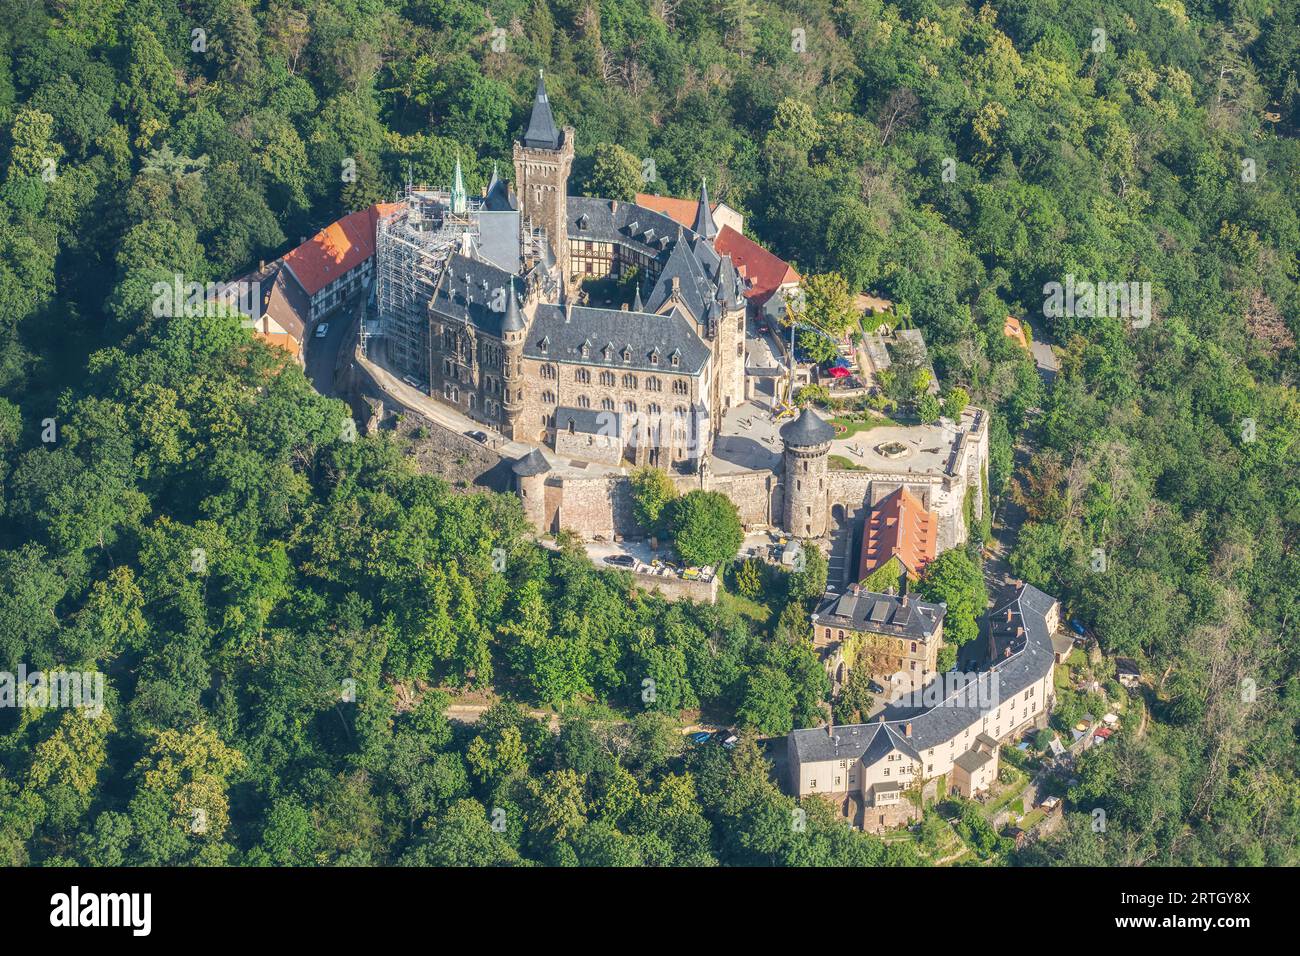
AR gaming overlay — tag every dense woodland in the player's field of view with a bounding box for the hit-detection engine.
[0,0,1298,866]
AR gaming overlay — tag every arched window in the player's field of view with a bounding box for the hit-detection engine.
[600,371,615,387]
[646,377,661,392]
[624,400,637,414]
[622,373,637,389]
[577,395,590,408]
[542,390,555,404]
[601,398,614,411]
[576,368,591,384]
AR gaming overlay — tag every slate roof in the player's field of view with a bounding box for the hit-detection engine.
[954,748,993,773]
[645,233,716,322]
[794,718,920,768]
[523,72,561,150]
[428,253,519,337]
[779,407,836,446]
[567,196,680,261]
[693,181,719,239]
[792,583,1060,764]
[523,304,710,375]
[555,405,622,438]
[512,448,552,476]
[814,590,945,643]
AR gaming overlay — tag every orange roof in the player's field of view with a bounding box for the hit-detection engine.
[254,330,302,361]
[858,487,937,581]
[715,225,799,303]
[282,202,404,297]
[1003,315,1028,350]
[634,193,709,228]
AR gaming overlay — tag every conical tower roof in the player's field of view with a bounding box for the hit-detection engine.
[523,70,561,150]
[780,407,836,447]
[692,179,718,240]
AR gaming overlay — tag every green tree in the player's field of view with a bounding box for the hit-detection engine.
[669,490,743,569]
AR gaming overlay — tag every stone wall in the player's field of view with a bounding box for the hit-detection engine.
[350,355,514,492]
[629,569,719,604]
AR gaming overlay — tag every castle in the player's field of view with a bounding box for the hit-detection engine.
[376,73,750,472]
[359,74,989,570]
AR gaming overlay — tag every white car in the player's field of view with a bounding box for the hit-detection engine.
[314,323,329,338]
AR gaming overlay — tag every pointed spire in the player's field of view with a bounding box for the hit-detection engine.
[502,277,525,332]
[451,153,467,214]
[486,161,501,196]
[523,69,561,150]
[633,283,644,312]
[693,178,718,240]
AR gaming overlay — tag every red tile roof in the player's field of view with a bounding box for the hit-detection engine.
[282,202,404,297]
[858,487,937,581]
[715,225,800,304]
[634,193,799,304]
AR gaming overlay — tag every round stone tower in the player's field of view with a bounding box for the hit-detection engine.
[512,448,552,533]
[500,280,526,440]
[780,407,836,538]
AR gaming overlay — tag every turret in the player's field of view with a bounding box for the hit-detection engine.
[780,407,835,537]
[501,278,526,437]
[512,449,552,533]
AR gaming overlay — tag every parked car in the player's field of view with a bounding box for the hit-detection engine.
[401,376,425,391]
[314,323,329,338]
[465,430,489,444]
[603,554,637,569]
[714,730,739,748]
[689,731,712,745]
[868,679,886,694]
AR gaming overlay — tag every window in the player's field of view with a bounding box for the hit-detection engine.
[911,642,917,653]
[648,403,661,416]
[577,395,590,409]
[601,398,614,411]
[622,373,637,389]
[623,400,637,414]
[542,390,555,404]
[600,371,615,387]
[576,368,591,384]
[672,380,687,395]
[646,377,661,392]
[541,364,556,380]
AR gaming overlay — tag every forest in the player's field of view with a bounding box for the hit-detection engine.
[0,0,1298,866]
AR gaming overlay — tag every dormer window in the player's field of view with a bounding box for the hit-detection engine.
[650,348,660,365]
[539,336,549,354]
[577,214,589,230]
[581,339,591,359]
[670,349,681,367]
[626,220,639,234]
[643,228,656,243]
[622,347,632,364]
[602,344,613,361]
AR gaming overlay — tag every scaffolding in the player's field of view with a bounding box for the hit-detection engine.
[374,185,482,383]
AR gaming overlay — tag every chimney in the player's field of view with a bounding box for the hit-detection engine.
[1006,608,1013,622]
[904,722,912,737]
[1016,626,1024,638]
[827,710,834,739]
[621,304,628,311]
[258,259,266,272]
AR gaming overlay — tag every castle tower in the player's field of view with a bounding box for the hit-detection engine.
[512,448,552,533]
[780,407,836,537]
[501,278,527,439]
[513,71,574,283]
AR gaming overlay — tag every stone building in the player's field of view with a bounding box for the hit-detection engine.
[787,584,1060,833]
[377,72,749,471]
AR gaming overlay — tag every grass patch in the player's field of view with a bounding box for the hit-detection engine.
[829,454,867,470]
[719,589,771,624]
[829,413,899,438]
